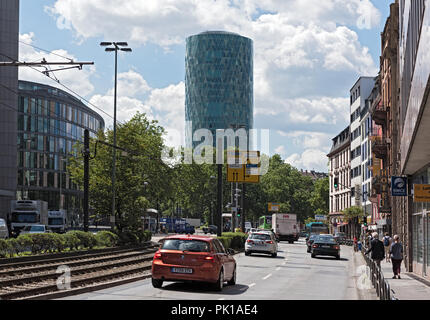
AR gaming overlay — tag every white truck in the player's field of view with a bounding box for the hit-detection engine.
[272,213,299,243]
[185,218,201,228]
[10,200,48,237]
[48,210,67,233]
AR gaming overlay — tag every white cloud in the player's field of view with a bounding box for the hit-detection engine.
[285,149,329,172]
[18,32,95,97]
[274,145,287,156]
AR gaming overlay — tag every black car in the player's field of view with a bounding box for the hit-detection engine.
[203,225,218,234]
[311,235,340,259]
[306,234,318,252]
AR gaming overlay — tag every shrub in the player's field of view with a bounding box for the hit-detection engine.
[6,238,20,257]
[95,231,119,247]
[17,234,34,253]
[0,239,11,258]
[218,236,232,250]
[118,230,140,246]
[67,231,97,249]
[221,232,247,250]
[64,231,80,250]
[50,233,66,252]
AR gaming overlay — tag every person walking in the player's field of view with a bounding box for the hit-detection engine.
[383,232,392,262]
[390,235,403,279]
[366,232,385,268]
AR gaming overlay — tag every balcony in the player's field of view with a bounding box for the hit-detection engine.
[370,133,388,159]
[370,101,388,126]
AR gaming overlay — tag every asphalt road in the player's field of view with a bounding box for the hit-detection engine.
[60,237,374,300]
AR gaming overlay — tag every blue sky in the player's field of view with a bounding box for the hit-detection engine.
[18,0,394,172]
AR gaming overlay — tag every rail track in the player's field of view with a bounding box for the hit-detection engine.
[0,243,159,300]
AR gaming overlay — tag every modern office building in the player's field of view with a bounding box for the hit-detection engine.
[327,126,351,235]
[0,0,19,219]
[16,80,105,225]
[349,77,375,209]
[398,0,430,279]
[185,31,253,149]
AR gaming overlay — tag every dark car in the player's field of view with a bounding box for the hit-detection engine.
[306,234,318,253]
[311,235,340,259]
[334,232,347,244]
[203,225,218,234]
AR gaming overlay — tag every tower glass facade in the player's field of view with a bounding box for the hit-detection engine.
[16,81,105,226]
[185,31,253,149]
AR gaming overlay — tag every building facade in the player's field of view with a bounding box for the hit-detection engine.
[398,0,430,279]
[349,77,375,209]
[16,80,105,225]
[0,0,19,219]
[327,126,351,235]
[185,31,253,149]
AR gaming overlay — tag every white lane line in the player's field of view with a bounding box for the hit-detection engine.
[218,297,225,300]
[262,273,272,280]
[276,267,281,271]
[249,283,256,288]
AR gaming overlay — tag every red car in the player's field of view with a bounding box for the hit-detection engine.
[151,234,236,291]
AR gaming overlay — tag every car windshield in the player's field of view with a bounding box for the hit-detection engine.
[162,239,210,252]
[23,225,44,231]
[250,233,271,240]
[48,218,64,225]
[310,235,317,240]
[12,212,38,223]
[335,233,346,237]
[316,236,336,243]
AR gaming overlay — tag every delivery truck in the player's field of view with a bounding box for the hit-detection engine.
[272,213,299,243]
[10,200,48,237]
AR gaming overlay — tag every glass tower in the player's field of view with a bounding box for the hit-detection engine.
[185,31,253,149]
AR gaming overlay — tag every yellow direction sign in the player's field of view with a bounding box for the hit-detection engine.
[227,160,245,182]
[226,151,260,183]
[244,151,260,184]
[268,202,280,212]
[414,184,430,202]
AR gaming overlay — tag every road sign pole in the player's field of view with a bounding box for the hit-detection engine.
[217,163,223,237]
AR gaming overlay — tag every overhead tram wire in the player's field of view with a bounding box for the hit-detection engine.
[0,51,123,128]
[0,85,167,164]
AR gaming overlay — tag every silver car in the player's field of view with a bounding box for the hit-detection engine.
[0,218,9,239]
[245,231,278,257]
[20,224,50,235]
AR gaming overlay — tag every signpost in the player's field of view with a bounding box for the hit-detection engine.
[268,203,280,212]
[391,177,407,197]
[414,184,430,202]
[227,151,260,184]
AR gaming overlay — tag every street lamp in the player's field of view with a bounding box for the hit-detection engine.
[100,41,132,229]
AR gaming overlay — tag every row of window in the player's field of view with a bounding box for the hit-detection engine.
[17,151,71,171]
[350,86,361,105]
[17,133,82,156]
[19,96,102,132]
[351,126,361,142]
[17,169,78,191]
[350,107,361,123]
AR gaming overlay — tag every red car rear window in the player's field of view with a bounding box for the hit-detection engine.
[162,239,210,252]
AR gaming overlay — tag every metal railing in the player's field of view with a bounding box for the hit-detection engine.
[361,249,394,300]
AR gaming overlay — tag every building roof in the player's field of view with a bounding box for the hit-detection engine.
[327,126,350,157]
[300,170,328,180]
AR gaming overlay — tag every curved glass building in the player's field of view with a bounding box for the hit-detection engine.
[185,31,253,148]
[16,80,105,225]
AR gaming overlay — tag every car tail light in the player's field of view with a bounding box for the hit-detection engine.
[204,255,215,262]
[247,240,254,244]
[265,240,273,244]
[312,244,318,248]
[154,251,162,260]
[334,245,340,250]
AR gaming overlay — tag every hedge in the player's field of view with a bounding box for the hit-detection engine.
[220,232,248,251]
[0,229,151,258]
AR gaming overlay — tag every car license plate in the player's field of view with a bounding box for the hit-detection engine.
[171,267,193,274]
[322,245,330,248]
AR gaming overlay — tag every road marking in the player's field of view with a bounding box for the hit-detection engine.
[276,267,281,271]
[262,273,272,280]
[282,261,287,265]
[218,297,225,300]
[249,283,256,288]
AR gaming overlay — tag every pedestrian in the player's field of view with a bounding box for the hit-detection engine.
[383,232,392,262]
[353,236,358,252]
[390,235,403,279]
[357,240,362,252]
[365,232,385,268]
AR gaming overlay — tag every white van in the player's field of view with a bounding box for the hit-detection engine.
[0,218,9,239]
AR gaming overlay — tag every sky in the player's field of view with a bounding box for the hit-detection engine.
[18,0,394,172]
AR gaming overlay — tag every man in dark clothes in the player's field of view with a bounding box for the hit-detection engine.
[366,232,385,267]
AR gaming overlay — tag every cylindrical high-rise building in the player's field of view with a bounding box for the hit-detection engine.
[185,31,253,149]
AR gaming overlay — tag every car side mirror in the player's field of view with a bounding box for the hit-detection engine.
[227,248,234,255]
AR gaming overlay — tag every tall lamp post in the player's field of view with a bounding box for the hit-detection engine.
[100,42,132,230]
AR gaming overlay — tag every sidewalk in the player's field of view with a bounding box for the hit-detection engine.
[379,258,430,300]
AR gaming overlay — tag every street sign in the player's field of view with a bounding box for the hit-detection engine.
[315,215,327,221]
[268,202,280,212]
[391,177,407,196]
[414,184,430,202]
[226,151,260,183]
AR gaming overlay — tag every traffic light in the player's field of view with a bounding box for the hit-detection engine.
[237,208,241,218]
[363,216,367,226]
[334,177,339,189]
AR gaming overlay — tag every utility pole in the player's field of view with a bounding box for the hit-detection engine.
[83,129,90,232]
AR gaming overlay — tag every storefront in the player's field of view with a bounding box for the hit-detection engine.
[411,166,430,280]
